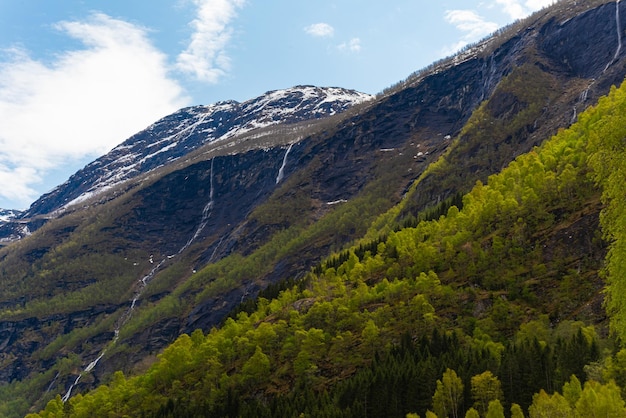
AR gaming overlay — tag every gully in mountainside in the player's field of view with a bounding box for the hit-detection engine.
[59,158,220,403]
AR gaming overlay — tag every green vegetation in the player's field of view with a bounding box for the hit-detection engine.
[22,74,626,417]
[586,85,626,343]
[372,63,561,238]
[0,199,146,321]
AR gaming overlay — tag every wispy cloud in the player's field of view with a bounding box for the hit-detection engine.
[337,38,362,53]
[495,0,556,20]
[176,0,245,83]
[495,0,526,20]
[444,10,499,53]
[444,0,556,55]
[304,23,335,38]
[0,13,189,208]
[524,0,556,9]
[304,22,360,54]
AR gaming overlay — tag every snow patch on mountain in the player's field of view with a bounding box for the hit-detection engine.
[21,86,372,219]
[0,209,21,223]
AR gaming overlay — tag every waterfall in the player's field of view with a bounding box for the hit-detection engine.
[180,158,215,253]
[59,158,218,403]
[615,0,623,60]
[206,235,225,264]
[573,1,621,122]
[276,143,293,184]
[61,375,82,403]
[604,0,623,73]
[571,0,623,123]
[84,352,106,373]
[59,257,164,403]
[43,372,60,398]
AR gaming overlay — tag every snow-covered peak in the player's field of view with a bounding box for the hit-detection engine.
[0,209,21,223]
[21,86,373,219]
[239,85,372,126]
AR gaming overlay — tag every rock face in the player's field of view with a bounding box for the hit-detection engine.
[26,86,372,217]
[1,1,626,411]
[539,1,625,79]
[395,0,626,217]
[0,86,372,242]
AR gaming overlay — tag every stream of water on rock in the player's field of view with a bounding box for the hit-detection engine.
[60,158,217,402]
[573,0,622,123]
[605,0,623,73]
[276,143,293,184]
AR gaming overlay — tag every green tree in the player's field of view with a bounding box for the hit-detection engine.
[561,375,581,408]
[575,380,626,418]
[602,348,626,390]
[528,390,572,418]
[25,395,64,418]
[464,408,480,418]
[242,346,270,386]
[486,399,505,418]
[432,368,464,418]
[586,83,626,342]
[361,319,380,354]
[510,403,525,418]
[471,371,503,416]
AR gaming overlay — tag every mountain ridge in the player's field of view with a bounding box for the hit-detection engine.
[0,86,372,244]
[1,1,626,416]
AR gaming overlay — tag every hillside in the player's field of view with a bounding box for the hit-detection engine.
[25,43,626,418]
[2,1,626,417]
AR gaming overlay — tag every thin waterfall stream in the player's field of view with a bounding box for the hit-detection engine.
[605,0,623,73]
[276,143,293,184]
[60,158,217,402]
[573,0,622,123]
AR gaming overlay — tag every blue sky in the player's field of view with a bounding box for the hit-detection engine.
[0,0,555,210]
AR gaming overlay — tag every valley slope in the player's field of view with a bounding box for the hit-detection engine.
[2,1,626,416]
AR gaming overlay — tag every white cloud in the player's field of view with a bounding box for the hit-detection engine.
[444,10,499,53]
[0,13,189,208]
[444,1,556,54]
[525,0,556,8]
[304,23,335,38]
[496,0,556,20]
[176,0,245,83]
[338,38,362,53]
[304,23,359,53]
[495,0,527,20]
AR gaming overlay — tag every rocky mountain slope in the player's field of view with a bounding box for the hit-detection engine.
[0,86,372,243]
[1,1,626,416]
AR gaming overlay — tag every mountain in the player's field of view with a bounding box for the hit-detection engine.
[3,1,626,417]
[0,210,21,222]
[0,86,372,243]
[0,210,28,246]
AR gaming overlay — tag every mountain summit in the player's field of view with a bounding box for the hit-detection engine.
[0,86,371,243]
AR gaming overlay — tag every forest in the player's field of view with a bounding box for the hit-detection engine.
[16,70,626,417]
